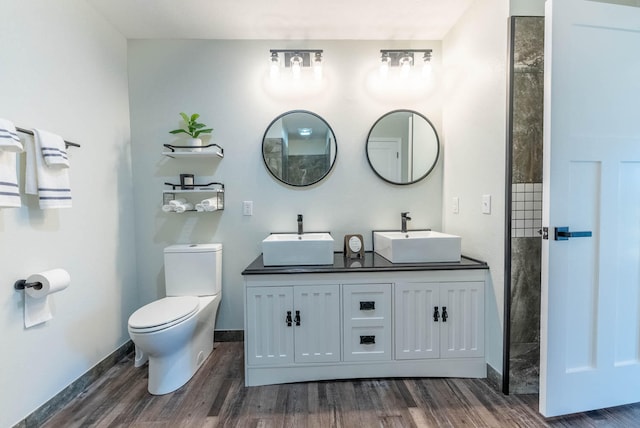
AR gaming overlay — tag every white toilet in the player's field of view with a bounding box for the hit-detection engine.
[128,243,222,395]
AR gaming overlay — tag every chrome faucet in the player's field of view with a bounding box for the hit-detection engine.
[297,214,304,235]
[401,212,411,233]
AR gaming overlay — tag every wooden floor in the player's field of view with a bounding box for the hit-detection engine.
[42,342,640,427]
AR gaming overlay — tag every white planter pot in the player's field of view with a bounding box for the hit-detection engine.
[186,137,202,152]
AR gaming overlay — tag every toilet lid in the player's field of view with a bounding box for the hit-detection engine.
[128,296,199,329]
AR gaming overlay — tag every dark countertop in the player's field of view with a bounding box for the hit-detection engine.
[242,252,488,275]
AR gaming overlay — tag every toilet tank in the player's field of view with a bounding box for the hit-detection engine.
[164,243,222,296]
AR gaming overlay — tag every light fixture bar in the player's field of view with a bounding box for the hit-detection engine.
[270,49,323,68]
[379,49,432,67]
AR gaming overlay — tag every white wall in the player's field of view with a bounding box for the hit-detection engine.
[127,40,444,330]
[443,0,510,374]
[511,0,545,16]
[0,1,135,426]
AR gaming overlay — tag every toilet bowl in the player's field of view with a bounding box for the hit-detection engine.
[128,295,220,395]
[127,243,222,395]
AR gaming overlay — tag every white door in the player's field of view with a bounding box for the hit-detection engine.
[293,285,341,363]
[541,0,640,417]
[368,138,402,182]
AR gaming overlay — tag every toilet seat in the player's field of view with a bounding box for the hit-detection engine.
[128,296,199,334]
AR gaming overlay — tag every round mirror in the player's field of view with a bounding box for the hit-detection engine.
[262,110,338,187]
[366,110,439,185]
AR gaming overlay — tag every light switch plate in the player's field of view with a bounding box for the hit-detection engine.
[452,197,460,214]
[243,201,253,216]
[482,194,491,214]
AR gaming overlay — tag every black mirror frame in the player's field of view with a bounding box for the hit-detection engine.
[365,109,440,186]
[262,109,338,187]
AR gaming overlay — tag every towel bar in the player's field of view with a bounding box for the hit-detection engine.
[14,279,43,290]
[16,127,81,148]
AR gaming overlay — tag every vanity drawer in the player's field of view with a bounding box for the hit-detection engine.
[342,284,392,361]
[342,283,391,321]
[343,324,391,361]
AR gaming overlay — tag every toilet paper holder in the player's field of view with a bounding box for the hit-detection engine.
[14,279,43,290]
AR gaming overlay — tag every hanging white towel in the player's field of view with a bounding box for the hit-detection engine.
[36,129,69,168]
[0,118,22,208]
[0,151,21,208]
[25,129,72,209]
[0,118,23,152]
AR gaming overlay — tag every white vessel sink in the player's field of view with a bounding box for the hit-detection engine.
[373,230,461,263]
[262,233,334,266]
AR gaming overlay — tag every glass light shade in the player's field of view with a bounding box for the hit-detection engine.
[270,54,280,79]
[380,55,390,78]
[291,55,303,79]
[313,54,322,80]
[422,52,432,78]
[400,56,412,78]
[422,60,432,78]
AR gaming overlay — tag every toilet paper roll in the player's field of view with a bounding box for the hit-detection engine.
[24,268,70,328]
[25,269,70,298]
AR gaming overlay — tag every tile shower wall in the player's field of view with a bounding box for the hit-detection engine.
[512,182,542,238]
[509,16,544,394]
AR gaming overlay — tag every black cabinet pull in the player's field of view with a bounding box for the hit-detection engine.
[360,335,376,345]
[433,306,440,322]
[360,301,375,311]
[294,310,301,326]
[286,311,292,327]
[442,306,448,322]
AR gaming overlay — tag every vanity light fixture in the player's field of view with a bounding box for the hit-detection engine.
[380,52,391,78]
[379,49,433,78]
[298,127,312,137]
[290,54,303,79]
[269,49,323,80]
[313,51,323,80]
[270,51,280,79]
[421,51,433,77]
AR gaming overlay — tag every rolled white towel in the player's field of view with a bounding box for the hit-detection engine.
[174,202,194,213]
[162,204,175,212]
[169,198,187,207]
[200,197,218,210]
[195,203,205,212]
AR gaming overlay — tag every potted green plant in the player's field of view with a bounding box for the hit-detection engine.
[169,112,213,152]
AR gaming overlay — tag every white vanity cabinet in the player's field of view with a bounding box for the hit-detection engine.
[245,284,341,366]
[243,255,489,387]
[395,281,484,360]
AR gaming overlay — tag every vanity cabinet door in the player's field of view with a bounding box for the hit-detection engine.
[395,282,440,359]
[246,287,294,366]
[439,282,484,359]
[395,281,485,360]
[293,285,341,363]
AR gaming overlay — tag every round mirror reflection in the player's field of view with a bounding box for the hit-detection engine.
[366,110,439,185]
[262,110,338,187]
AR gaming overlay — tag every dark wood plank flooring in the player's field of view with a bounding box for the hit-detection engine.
[42,342,640,427]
